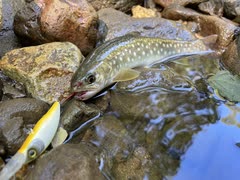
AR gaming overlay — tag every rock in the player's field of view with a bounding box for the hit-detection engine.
[223,0,240,19]
[221,38,240,75]
[0,0,26,57]
[0,98,49,154]
[87,0,143,12]
[26,143,105,180]
[132,5,159,18]
[154,0,206,8]
[14,1,49,45]
[0,42,83,104]
[60,99,100,131]
[98,8,196,42]
[198,0,223,16]
[0,0,2,29]
[116,66,191,92]
[112,146,152,180]
[14,0,98,55]
[0,79,3,100]
[162,4,238,50]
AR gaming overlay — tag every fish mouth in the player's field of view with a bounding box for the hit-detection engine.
[74,91,97,101]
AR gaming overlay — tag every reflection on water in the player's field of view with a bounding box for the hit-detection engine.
[72,56,240,179]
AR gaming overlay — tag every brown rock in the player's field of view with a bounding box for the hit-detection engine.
[132,5,159,18]
[14,0,98,55]
[154,0,206,8]
[87,0,143,12]
[37,0,98,55]
[162,5,238,50]
[221,39,240,75]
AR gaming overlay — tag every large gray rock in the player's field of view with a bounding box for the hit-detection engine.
[87,0,143,12]
[0,0,26,57]
[0,98,49,154]
[26,143,105,180]
[98,8,196,42]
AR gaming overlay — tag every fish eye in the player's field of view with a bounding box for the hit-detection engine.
[86,74,96,84]
[28,148,38,159]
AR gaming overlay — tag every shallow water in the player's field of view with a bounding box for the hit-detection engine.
[71,56,240,179]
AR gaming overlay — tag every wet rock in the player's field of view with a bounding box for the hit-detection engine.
[223,0,240,19]
[0,0,26,57]
[98,8,196,41]
[26,143,105,180]
[23,0,97,55]
[61,99,100,131]
[0,42,83,104]
[14,1,49,45]
[116,66,191,92]
[198,0,223,16]
[154,0,206,8]
[0,98,49,154]
[112,146,152,180]
[87,0,142,12]
[132,5,159,18]
[0,79,3,100]
[221,38,240,75]
[162,4,238,49]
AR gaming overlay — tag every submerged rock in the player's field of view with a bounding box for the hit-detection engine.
[14,0,98,55]
[26,143,105,180]
[0,98,49,154]
[198,0,224,16]
[60,99,100,131]
[221,37,240,75]
[223,0,240,19]
[116,66,191,92]
[98,8,196,42]
[162,4,238,50]
[87,0,142,12]
[0,79,3,100]
[0,42,83,103]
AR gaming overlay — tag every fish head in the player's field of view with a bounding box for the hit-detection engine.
[71,62,110,101]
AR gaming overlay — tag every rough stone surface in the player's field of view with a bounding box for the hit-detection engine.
[60,99,100,131]
[26,143,105,180]
[87,0,143,12]
[98,8,196,42]
[132,5,159,18]
[162,5,238,50]
[0,79,3,100]
[34,0,98,55]
[0,0,26,57]
[0,98,49,154]
[0,0,2,30]
[14,1,49,45]
[224,0,240,18]
[0,42,83,104]
[221,38,240,75]
[154,0,205,8]
[198,0,223,16]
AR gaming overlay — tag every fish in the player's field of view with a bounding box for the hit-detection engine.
[71,33,217,100]
[0,101,60,180]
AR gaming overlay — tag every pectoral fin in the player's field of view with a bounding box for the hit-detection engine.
[113,69,140,82]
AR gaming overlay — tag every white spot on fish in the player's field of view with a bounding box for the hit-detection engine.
[137,48,141,51]
[150,50,153,54]
[133,52,136,56]
[142,51,146,55]
[120,57,123,61]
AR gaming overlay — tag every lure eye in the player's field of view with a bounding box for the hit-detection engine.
[28,148,38,159]
[86,74,96,84]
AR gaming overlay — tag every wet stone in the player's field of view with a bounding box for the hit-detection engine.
[0,98,49,154]
[87,0,142,12]
[0,42,83,104]
[162,4,238,50]
[154,0,206,8]
[26,143,105,180]
[0,79,3,100]
[131,5,159,18]
[60,99,100,132]
[98,8,196,42]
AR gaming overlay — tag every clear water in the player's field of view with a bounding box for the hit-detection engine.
[71,56,240,179]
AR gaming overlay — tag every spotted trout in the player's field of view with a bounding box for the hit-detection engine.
[71,33,216,100]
